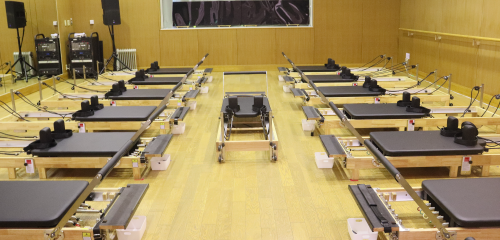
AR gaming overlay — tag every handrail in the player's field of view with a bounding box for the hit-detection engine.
[399,28,500,43]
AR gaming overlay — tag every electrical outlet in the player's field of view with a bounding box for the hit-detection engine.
[90,20,94,25]
[53,21,57,26]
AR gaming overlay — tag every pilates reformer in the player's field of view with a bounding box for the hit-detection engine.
[285,53,500,180]
[288,57,498,240]
[282,53,452,106]
[216,71,278,162]
[0,120,173,179]
[145,55,213,76]
[0,96,188,133]
[0,62,188,239]
[0,181,149,240]
[349,147,500,239]
[38,80,199,110]
[302,89,500,135]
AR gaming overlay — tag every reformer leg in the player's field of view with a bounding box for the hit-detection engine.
[449,166,459,178]
[133,167,142,179]
[39,168,48,179]
[481,165,490,177]
[8,168,16,179]
[350,169,359,181]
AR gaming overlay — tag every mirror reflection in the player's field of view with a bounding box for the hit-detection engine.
[0,0,60,94]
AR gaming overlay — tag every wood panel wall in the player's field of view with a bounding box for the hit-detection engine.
[399,0,500,97]
[59,0,400,69]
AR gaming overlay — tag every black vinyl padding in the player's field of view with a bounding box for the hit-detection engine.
[277,67,288,72]
[99,184,149,229]
[305,74,356,83]
[148,68,192,75]
[107,89,171,100]
[183,90,199,100]
[31,132,137,157]
[172,107,190,120]
[143,135,173,155]
[302,106,321,119]
[318,86,383,97]
[343,104,427,119]
[370,131,485,156]
[73,106,157,122]
[319,135,346,157]
[204,68,213,73]
[291,88,305,97]
[296,66,337,72]
[221,96,271,117]
[422,178,500,227]
[283,76,295,82]
[0,181,88,228]
[129,77,183,85]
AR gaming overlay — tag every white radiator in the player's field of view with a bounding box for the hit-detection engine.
[13,51,35,75]
[116,49,137,71]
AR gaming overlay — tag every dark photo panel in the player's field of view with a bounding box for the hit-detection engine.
[172,0,310,27]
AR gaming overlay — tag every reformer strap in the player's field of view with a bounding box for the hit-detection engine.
[358,184,392,233]
[314,108,325,123]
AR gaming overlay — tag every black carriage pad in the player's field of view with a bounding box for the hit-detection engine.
[369,131,485,156]
[107,89,171,100]
[295,66,338,72]
[343,104,427,119]
[31,132,137,157]
[304,74,356,83]
[318,86,384,97]
[129,77,183,85]
[148,68,192,75]
[0,181,88,228]
[422,178,500,227]
[73,106,157,122]
[221,96,271,118]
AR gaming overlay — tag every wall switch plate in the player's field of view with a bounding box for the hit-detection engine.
[53,21,57,26]
[90,20,94,25]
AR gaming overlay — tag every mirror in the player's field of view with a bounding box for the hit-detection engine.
[0,0,60,94]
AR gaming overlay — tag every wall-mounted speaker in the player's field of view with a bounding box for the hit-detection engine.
[5,1,26,29]
[101,0,121,25]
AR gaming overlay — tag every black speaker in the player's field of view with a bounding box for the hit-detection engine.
[5,1,26,29]
[101,0,121,25]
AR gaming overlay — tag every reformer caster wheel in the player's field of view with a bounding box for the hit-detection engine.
[218,145,223,152]
[218,155,223,163]
[272,155,277,161]
[311,132,314,136]
[450,95,454,100]
[449,103,453,106]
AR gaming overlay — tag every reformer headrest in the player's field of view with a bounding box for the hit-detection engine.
[90,95,104,110]
[71,100,95,119]
[132,69,147,82]
[368,80,386,93]
[397,91,412,107]
[454,124,479,146]
[226,96,240,113]
[326,58,339,69]
[252,96,266,113]
[363,77,372,88]
[405,97,430,114]
[52,119,72,139]
[105,83,124,99]
[150,61,159,71]
[23,127,57,153]
[440,116,461,137]
[118,80,127,92]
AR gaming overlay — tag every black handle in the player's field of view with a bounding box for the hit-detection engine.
[91,32,99,40]
[204,53,209,58]
[35,34,45,40]
[364,140,400,178]
[148,104,167,121]
[97,140,135,179]
[328,102,345,119]
[68,32,75,40]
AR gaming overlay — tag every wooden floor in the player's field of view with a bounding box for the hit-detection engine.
[0,66,499,240]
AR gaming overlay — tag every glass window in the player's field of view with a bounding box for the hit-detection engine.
[161,0,312,29]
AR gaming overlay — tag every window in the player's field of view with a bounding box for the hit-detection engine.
[161,0,312,29]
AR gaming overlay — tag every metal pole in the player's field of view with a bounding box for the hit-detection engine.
[266,71,268,96]
[103,59,107,74]
[73,68,76,93]
[269,110,274,161]
[480,83,485,108]
[52,76,57,95]
[38,81,43,103]
[391,57,394,72]
[448,74,452,95]
[10,89,16,112]
[96,61,100,80]
[220,112,225,162]
[83,65,86,81]
[435,69,438,84]
[415,64,419,83]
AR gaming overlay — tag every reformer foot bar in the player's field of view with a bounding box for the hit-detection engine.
[38,80,199,109]
[283,52,476,240]
[216,71,278,162]
[0,53,208,240]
